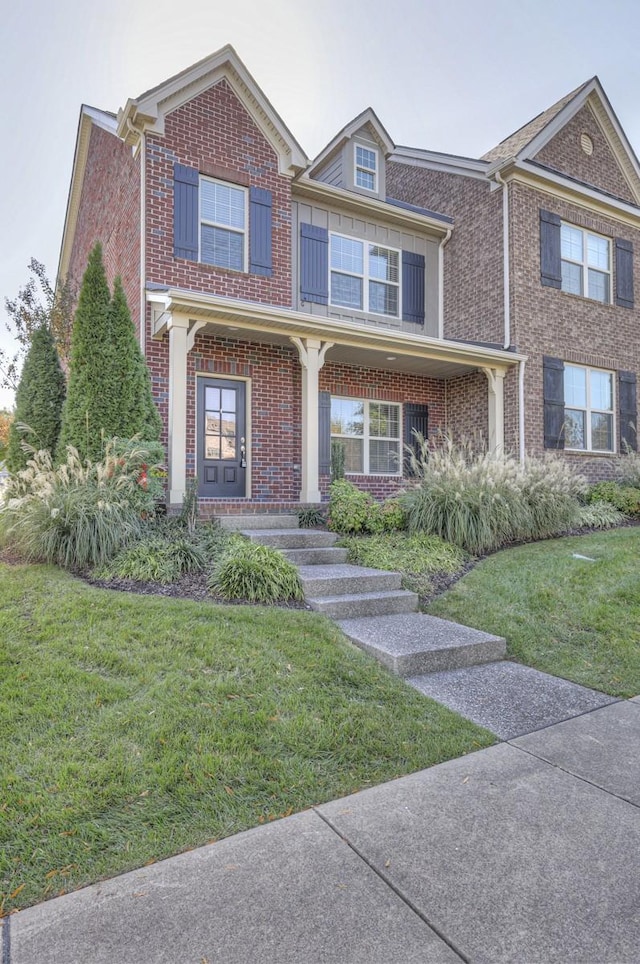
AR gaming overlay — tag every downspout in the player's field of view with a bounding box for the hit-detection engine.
[438,227,452,340]
[518,357,526,464]
[492,168,510,350]
[126,116,146,354]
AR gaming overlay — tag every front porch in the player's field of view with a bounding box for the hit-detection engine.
[147,287,524,510]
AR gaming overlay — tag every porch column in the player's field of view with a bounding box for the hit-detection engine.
[291,337,334,503]
[167,313,190,505]
[482,367,506,455]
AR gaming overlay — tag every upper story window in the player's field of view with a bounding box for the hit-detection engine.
[200,178,247,272]
[354,145,378,192]
[564,364,614,452]
[330,234,400,317]
[560,223,611,303]
[330,397,401,474]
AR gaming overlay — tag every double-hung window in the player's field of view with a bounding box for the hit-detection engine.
[330,397,401,474]
[561,224,611,303]
[564,364,614,452]
[330,234,400,317]
[355,145,378,191]
[200,178,247,271]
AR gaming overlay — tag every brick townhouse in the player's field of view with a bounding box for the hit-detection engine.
[58,47,638,511]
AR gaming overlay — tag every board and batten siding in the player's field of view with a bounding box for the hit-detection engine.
[292,199,440,337]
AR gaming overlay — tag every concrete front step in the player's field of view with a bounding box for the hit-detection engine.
[281,547,349,565]
[337,613,506,678]
[242,529,338,549]
[298,564,402,597]
[307,589,418,619]
[219,514,299,530]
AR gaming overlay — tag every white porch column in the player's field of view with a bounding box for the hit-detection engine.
[482,367,506,455]
[167,313,190,505]
[291,337,334,503]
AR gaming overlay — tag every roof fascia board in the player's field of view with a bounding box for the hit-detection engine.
[515,78,599,161]
[507,160,640,224]
[117,45,308,177]
[307,108,395,178]
[152,287,523,369]
[391,147,489,181]
[292,177,452,233]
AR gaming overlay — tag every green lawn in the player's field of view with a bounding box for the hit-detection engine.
[0,563,494,915]
[428,527,640,697]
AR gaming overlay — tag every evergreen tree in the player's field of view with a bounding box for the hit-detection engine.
[109,277,161,441]
[6,325,66,472]
[57,243,118,461]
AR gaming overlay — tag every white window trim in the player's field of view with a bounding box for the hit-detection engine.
[329,233,402,319]
[199,176,248,272]
[354,144,378,193]
[564,363,616,453]
[560,222,611,304]
[331,397,402,476]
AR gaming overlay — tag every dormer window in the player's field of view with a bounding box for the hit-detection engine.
[355,145,378,192]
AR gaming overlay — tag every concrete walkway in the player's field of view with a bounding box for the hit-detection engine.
[4,698,639,964]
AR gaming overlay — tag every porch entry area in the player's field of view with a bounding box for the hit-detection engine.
[197,377,247,498]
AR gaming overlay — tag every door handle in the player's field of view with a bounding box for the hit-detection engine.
[240,437,247,468]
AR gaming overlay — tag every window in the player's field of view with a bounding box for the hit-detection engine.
[564,364,614,452]
[330,397,401,474]
[561,224,611,303]
[330,234,400,317]
[200,178,247,271]
[355,145,378,191]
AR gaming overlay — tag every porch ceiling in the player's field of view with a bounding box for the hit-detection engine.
[148,287,525,379]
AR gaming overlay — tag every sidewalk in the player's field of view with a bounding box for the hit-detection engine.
[4,698,639,964]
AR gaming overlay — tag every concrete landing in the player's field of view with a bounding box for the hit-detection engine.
[408,661,619,739]
[337,612,505,677]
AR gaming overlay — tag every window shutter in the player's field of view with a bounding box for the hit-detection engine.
[300,224,329,304]
[318,391,331,476]
[249,187,273,276]
[615,238,634,308]
[540,210,562,289]
[403,403,429,475]
[543,356,565,449]
[402,251,425,324]
[173,163,199,261]
[619,370,637,452]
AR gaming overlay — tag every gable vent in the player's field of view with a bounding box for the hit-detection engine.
[580,133,594,156]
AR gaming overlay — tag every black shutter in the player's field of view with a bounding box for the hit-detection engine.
[403,404,429,475]
[173,163,199,261]
[540,210,562,289]
[402,251,426,324]
[615,238,634,308]
[543,356,565,449]
[318,391,331,475]
[300,224,329,304]
[249,187,273,276]
[619,370,637,452]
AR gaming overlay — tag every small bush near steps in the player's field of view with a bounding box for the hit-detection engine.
[209,541,304,603]
[327,479,407,534]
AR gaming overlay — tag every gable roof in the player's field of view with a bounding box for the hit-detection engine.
[482,77,640,204]
[305,107,395,180]
[116,44,308,177]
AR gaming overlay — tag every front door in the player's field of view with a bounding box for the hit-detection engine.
[197,377,247,498]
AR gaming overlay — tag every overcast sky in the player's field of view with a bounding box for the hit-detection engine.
[2,0,640,409]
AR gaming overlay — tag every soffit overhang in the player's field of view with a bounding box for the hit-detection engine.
[147,287,523,378]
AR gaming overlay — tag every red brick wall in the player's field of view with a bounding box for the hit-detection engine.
[444,371,489,447]
[387,161,505,344]
[67,123,141,334]
[144,78,292,320]
[535,104,636,204]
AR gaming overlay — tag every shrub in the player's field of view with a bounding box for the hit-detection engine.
[209,542,303,603]
[327,479,374,534]
[298,506,326,528]
[577,501,627,530]
[613,443,640,489]
[588,481,640,516]
[342,531,464,575]
[402,435,587,554]
[330,439,345,481]
[0,438,164,569]
[98,535,206,583]
[367,497,408,533]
